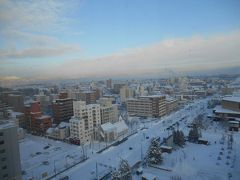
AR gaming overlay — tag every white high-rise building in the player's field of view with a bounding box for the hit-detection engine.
[70,101,101,144]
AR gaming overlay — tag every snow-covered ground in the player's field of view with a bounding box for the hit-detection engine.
[137,122,240,180]
[53,98,210,180]
[20,135,88,180]
[20,97,240,180]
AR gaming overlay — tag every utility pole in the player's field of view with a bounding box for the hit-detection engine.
[54,160,56,175]
[96,162,98,180]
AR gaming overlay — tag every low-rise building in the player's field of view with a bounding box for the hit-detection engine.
[46,122,70,140]
[213,96,240,119]
[98,120,128,142]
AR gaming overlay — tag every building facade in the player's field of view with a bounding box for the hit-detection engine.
[79,90,100,104]
[7,94,24,112]
[69,101,101,144]
[99,98,119,124]
[166,98,178,114]
[52,98,73,124]
[120,86,134,103]
[127,95,166,117]
[0,121,22,180]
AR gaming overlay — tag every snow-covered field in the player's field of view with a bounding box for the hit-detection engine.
[19,135,85,180]
[19,98,240,180]
[138,123,240,180]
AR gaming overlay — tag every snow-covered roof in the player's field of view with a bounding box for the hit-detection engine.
[229,121,239,124]
[140,95,165,98]
[142,173,156,180]
[36,115,51,120]
[101,120,128,133]
[160,145,173,150]
[8,110,24,118]
[214,105,240,115]
[222,96,240,103]
[46,128,54,134]
[114,120,128,133]
[59,122,70,128]
[101,122,116,132]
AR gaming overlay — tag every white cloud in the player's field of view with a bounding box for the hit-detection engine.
[0,45,81,59]
[43,31,240,79]
[0,0,81,32]
[0,1,82,60]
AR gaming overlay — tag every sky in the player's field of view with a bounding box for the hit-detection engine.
[0,0,240,82]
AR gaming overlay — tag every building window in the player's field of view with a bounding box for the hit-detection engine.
[0,140,4,145]
[1,157,6,161]
[0,149,5,153]
[1,165,7,170]
[0,132,3,136]
[2,174,8,178]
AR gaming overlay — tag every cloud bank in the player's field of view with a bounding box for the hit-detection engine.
[44,31,240,79]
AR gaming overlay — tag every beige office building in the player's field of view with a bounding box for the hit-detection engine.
[127,95,166,117]
[166,97,178,114]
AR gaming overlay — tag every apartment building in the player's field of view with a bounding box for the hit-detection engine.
[106,79,112,89]
[32,115,52,135]
[52,98,73,124]
[113,83,125,94]
[69,101,101,144]
[166,97,178,114]
[0,121,22,180]
[99,98,119,124]
[24,101,42,131]
[34,93,50,113]
[24,101,52,134]
[78,90,100,104]
[7,94,24,112]
[120,86,134,103]
[126,95,166,117]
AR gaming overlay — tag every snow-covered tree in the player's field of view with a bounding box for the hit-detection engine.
[173,129,185,146]
[112,159,132,180]
[178,130,185,146]
[188,126,199,142]
[147,138,163,165]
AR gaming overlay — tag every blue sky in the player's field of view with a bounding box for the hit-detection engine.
[0,0,240,80]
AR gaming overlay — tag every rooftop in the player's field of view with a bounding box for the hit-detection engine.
[0,120,15,129]
[213,105,240,115]
[222,96,240,103]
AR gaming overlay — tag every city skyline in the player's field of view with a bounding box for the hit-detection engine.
[1,0,240,82]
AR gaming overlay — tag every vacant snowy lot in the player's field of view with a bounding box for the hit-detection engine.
[19,135,84,180]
